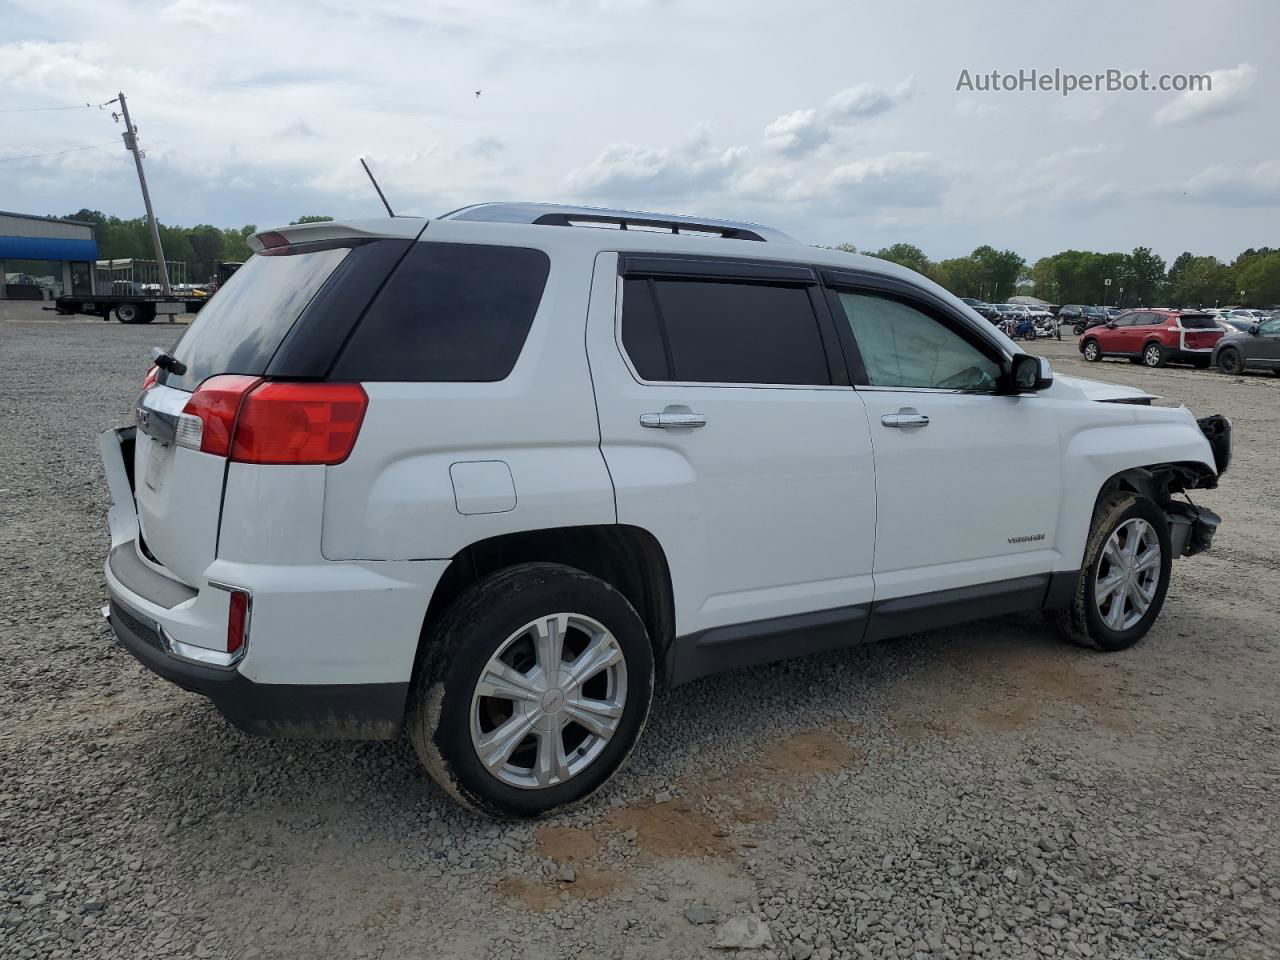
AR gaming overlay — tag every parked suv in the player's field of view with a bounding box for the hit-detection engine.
[103,204,1229,817]
[1079,309,1223,368]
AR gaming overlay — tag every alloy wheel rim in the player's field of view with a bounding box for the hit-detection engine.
[1085,342,1099,360]
[1094,518,1161,631]
[469,613,627,790]
[1145,346,1160,365]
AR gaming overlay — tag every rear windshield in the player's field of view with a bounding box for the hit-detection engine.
[162,244,351,391]
[1178,314,1218,329]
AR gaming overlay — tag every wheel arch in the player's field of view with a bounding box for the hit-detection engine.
[414,523,676,683]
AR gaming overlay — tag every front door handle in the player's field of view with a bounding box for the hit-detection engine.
[640,412,707,429]
[881,413,930,428]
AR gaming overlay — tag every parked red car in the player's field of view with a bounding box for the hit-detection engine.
[1079,309,1223,368]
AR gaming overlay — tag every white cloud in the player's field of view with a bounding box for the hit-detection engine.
[565,131,746,199]
[825,78,914,121]
[763,78,914,156]
[1174,161,1280,206]
[763,109,826,155]
[1153,63,1256,126]
[805,152,947,213]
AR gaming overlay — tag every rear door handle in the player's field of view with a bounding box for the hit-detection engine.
[640,412,707,429]
[881,413,930,428]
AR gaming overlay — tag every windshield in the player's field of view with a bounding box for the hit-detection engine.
[162,244,352,391]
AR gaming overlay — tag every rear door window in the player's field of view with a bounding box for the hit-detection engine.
[165,244,352,391]
[621,277,831,385]
[331,242,550,382]
[1178,314,1219,329]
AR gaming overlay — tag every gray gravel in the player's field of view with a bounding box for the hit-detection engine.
[2,312,1278,960]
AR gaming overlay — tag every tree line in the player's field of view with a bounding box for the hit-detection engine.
[58,209,1278,306]
[59,211,334,284]
[840,242,1280,308]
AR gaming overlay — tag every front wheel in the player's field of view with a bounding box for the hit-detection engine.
[1082,339,1101,361]
[1216,348,1243,375]
[408,563,655,818]
[1053,493,1172,652]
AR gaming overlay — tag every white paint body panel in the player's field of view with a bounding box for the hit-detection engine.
[586,253,878,636]
[104,212,1220,698]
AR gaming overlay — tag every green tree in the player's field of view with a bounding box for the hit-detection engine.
[870,242,930,275]
[969,246,1025,302]
[1122,247,1166,307]
[290,215,335,224]
[1168,256,1234,307]
[930,256,983,298]
[1236,251,1280,307]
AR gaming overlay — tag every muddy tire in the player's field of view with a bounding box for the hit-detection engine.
[1216,348,1242,375]
[407,563,654,818]
[1053,492,1172,652]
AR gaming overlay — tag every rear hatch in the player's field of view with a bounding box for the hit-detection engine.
[1178,313,1223,349]
[133,220,423,585]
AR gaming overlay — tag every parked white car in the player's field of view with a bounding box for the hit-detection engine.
[103,203,1230,816]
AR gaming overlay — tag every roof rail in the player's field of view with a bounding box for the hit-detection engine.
[437,202,796,243]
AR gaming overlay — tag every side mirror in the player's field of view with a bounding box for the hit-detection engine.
[1105,320,1117,328]
[1007,353,1051,392]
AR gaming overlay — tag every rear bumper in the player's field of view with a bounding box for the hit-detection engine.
[100,425,439,740]
[105,597,407,738]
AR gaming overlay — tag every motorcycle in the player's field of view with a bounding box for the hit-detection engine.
[1033,315,1058,339]
[1012,315,1037,340]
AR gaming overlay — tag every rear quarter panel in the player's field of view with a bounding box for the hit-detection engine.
[319,233,615,560]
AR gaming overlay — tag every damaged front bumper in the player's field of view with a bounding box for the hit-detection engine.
[1197,415,1231,482]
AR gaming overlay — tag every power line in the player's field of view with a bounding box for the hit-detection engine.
[0,141,121,163]
[0,103,95,113]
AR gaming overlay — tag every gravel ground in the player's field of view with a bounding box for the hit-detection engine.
[2,309,1278,960]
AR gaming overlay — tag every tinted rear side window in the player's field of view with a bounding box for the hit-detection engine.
[165,244,351,391]
[623,277,830,385]
[1178,314,1218,329]
[331,242,550,382]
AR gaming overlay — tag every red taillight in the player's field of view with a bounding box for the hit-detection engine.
[225,588,251,655]
[180,375,262,456]
[230,382,368,465]
[142,365,159,391]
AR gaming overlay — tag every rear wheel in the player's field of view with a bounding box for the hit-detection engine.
[1216,348,1243,375]
[1142,342,1167,368]
[408,563,654,818]
[115,303,154,324]
[1082,339,1101,361]
[1053,492,1171,652]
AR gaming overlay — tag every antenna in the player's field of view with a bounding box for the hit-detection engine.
[360,158,395,217]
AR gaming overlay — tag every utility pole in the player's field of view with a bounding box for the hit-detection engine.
[113,92,172,296]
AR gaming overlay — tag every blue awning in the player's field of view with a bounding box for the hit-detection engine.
[0,235,99,262]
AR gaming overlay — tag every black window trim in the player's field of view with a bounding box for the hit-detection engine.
[613,255,850,390]
[818,268,1014,393]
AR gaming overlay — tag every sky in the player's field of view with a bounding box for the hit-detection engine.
[1,0,1276,265]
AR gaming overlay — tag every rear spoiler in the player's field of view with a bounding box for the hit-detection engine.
[247,217,427,253]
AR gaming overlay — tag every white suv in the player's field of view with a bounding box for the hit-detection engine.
[103,203,1230,817]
